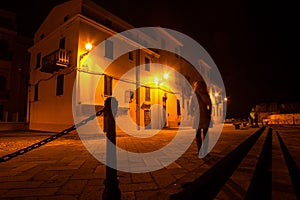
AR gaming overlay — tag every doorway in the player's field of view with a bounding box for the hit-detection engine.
[144,110,151,129]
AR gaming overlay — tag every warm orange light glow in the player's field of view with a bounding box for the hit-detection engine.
[214,92,219,97]
[224,97,228,101]
[85,43,93,51]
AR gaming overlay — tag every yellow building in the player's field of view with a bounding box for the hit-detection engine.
[27,0,189,132]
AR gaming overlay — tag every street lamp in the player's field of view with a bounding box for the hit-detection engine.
[77,42,93,109]
[223,97,229,122]
[154,73,169,129]
[85,43,93,51]
[79,42,93,61]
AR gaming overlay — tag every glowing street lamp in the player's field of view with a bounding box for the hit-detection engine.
[77,42,93,107]
[223,97,229,121]
[85,42,93,51]
[153,72,170,129]
[80,42,93,61]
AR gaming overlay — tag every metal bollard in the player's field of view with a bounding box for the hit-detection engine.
[102,97,121,200]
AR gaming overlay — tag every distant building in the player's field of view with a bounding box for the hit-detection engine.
[251,102,300,125]
[0,9,32,122]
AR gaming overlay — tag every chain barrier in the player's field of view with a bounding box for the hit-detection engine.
[0,108,105,163]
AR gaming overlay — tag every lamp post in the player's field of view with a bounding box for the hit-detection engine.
[154,73,169,129]
[77,42,93,114]
[79,42,93,61]
[154,77,161,129]
[102,97,121,200]
[223,97,228,122]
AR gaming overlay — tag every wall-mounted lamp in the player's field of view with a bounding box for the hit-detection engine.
[79,42,93,61]
[85,43,92,51]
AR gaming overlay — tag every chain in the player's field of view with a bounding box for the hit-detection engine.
[0,108,105,163]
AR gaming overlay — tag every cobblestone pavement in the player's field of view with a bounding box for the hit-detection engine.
[0,125,299,199]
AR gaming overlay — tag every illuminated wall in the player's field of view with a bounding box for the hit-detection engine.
[28,0,224,132]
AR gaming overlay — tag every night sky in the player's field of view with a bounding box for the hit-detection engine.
[1,0,299,118]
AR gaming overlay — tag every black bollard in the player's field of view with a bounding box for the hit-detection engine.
[102,97,121,200]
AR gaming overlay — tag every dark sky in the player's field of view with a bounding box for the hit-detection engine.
[1,0,299,118]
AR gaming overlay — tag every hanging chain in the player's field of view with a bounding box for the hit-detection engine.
[0,109,105,163]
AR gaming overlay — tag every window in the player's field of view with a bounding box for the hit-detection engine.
[64,15,69,22]
[0,76,6,91]
[0,105,3,121]
[145,87,150,101]
[0,40,8,53]
[104,75,112,96]
[144,57,150,71]
[27,53,30,65]
[0,40,11,60]
[56,74,64,96]
[36,52,41,68]
[177,99,181,116]
[34,84,39,101]
[59,37,65,49]
[105,40,113,59]
[125,90,134,103]
[128,52,134,61]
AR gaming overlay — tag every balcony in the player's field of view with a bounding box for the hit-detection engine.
[41,49,70,73]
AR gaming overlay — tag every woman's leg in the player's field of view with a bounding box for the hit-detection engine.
[196,129,202,152]
[202,128,209,154]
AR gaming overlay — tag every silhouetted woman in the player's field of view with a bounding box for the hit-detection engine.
[190,80,212,155]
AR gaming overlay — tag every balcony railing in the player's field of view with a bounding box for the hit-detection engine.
[41,49,70,73]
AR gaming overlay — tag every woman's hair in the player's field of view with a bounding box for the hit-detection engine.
[194,80,208,91]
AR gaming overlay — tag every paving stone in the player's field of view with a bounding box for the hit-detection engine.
[0,175,33,182]
[0,181,43,189]
[57,180,87,195]
[1,187,59,198]
[0,171,20,177]
[131,173,153,183]
[121,192,135,200]
[0,189,8,197]
[120,182,158,192]
[39,195,78,200]
[135,190,170,200]
[40,175,70,188]
[1,126,299,199]
[79,185,103,200]
[32,170,58,181]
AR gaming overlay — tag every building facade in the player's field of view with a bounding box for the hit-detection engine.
[252,102,300,125]
[0,9,31,123]
[28,0,226,132]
